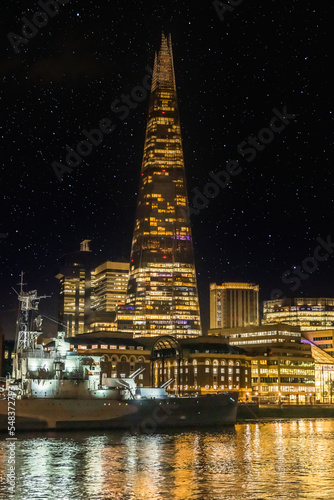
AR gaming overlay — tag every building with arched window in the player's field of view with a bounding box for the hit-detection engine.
[39,328,319,403]
[149,335,249,398]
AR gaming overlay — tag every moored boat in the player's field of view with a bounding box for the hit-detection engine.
[0,282,238,432]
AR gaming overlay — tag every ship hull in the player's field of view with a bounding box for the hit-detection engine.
[0,392,238,432]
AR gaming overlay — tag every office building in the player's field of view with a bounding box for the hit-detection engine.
[263,297,334,331]
[120,33,201,337]
[210,282,259,329]
[302,329,334,357]
[92,261,129,312]
[208,323,315,403]
[301,337,334,403]
[55,240,94,337]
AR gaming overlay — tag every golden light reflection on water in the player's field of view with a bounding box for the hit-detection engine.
[1,421,334,499]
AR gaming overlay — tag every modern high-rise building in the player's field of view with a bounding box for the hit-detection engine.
[210,282,259,329]
[56,247,130,335]
[119,33,201,338]
[55,240,94,337]
[85,261,130,333]
[262,298,334,331]
[92,261,129,312]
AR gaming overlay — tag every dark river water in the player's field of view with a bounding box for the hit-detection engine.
[1,420,334,499]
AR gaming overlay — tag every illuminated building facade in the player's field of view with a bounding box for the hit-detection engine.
[85,261,129,333]
[301,337,334,403]
[302,329,334,357]
[55,240,94,337]
[121,34,201,338]
[263,297,334,330]
[67,333,249,399]
[86,261,129,332]
[210,282,259,329]
[150,336,250,399]
[62,330,315,402]
[65,333,152,388]
[208,324,315,402]
[92,261,129,312]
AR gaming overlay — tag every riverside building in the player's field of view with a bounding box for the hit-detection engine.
[208,324,315,403]
[119,34,201,338]
[58,333,249,399]
[302,329,334,357]
[301,336,334,403]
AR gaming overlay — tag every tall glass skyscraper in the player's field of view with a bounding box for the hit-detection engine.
[120,33,201,338]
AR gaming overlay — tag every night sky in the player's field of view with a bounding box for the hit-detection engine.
[0,1,332,339]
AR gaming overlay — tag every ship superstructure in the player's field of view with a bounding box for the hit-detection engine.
[8,276,142,400]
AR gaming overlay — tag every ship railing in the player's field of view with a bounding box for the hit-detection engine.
[20,350,52,359]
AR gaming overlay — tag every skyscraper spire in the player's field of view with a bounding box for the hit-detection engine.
[119,34,202,338]
[151,33,176,93]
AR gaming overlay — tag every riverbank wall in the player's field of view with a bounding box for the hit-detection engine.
[237,403,334,421]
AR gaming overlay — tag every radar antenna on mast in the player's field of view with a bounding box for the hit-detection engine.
[14,272,50,352]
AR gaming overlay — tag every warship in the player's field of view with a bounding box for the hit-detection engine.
[0,280,238,432]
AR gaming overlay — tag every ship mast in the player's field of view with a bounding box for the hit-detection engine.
[14,272,50,352]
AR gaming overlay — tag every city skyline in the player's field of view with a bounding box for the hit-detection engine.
[0,1,331,339]
[1,4,333,500]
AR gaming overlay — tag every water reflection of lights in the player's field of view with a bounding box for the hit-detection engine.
[83,435,108,498]
[1,424,334,499]
[12,437,82,499]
